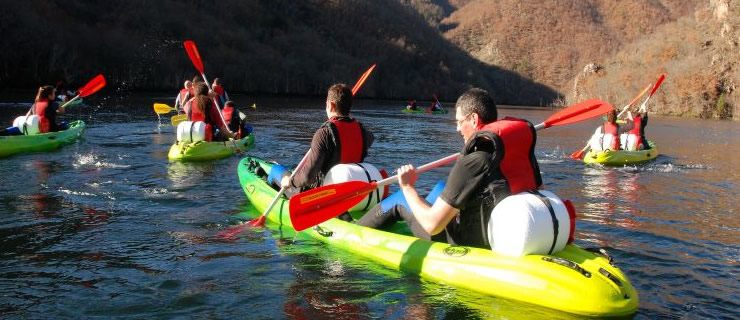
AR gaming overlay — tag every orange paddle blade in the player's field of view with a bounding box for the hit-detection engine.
[289,180,376,231]
[351,64,376,96]
[628,84,652,108]
[184,40,204,74]
[78,74,106,97]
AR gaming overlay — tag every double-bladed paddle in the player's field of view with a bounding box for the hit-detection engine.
[28,75,106,117]
[60,74,106,109]
[289,98,614,231]
[245,64,377,228]
[216,64,378,238]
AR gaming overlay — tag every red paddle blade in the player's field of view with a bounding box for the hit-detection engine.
[246,215,266,227]
[570,149,585,160]
[184,40,204,74]
[543,99,613,128]
[351,63,376,96]
[649,74,666,97]
[78,74,106,97]
[289,180,376,231]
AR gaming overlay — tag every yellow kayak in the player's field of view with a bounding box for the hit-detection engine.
[168,133,255,161]
[584,141,658,166]
[238,156,639,317]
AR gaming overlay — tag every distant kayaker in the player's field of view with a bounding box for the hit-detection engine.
[357,88,556,250]
[174,80,192,112]
[430,100,443,111]
[31,85,67,133]
[211,78,229,108]
[406,99,418,110]
[280,83,375,202]
[184,82,236,141]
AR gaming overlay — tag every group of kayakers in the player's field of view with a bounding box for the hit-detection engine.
[266,84,573,254]
[173,76,250,142]
[597,107,650,152]
[405,95,444,112]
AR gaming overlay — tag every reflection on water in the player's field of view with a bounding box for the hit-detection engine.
[0,96,737,319]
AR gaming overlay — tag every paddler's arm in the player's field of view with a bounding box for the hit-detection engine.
[209,103,236,139]
[288,127,331,188]
[398,164,459,235]
[399,151,491,235]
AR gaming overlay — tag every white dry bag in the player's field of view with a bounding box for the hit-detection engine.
[487,190,572,257]
[176,121,206,143]
[322,163,386,213]
[13,115,40,135]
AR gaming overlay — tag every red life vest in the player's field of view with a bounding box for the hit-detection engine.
[629,116,643,149]
[186,100,214,141]
[327,117,364,163]
[177,89,190,107]
[476,117,540,194]
[222,105,233,126]
[34,99,52,133]
[603,121,621,150]
[450,117,543,248]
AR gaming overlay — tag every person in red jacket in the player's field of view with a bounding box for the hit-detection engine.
[184,82,235,141]
[174,80,192,112]
[211,78,229,108]
[280,83,374,194]
[356,88,568,249]
[32,85,66,133]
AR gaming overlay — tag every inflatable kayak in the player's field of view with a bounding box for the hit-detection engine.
[237,156,639,317]
[0,120,85,158]
[168,133,255,161]
[402,108,447,114]
[584,141,658,166]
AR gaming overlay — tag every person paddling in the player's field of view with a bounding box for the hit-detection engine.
[31,86,67,133]
[222,101,251,139]
[356,88,549,249]
[183,82,235,141]
[211,78,229,108]
[430,95,443,111]
[625,107,650,150]
[174,80,192,112]
[602,109,633,151]
[406,99,418,110]
[280,84,375,201]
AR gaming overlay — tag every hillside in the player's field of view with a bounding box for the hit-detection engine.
[569,0,738,119]
[0,0,556,105]
[439,0,697,96]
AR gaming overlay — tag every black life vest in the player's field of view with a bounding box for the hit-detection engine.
[448,117,542,248]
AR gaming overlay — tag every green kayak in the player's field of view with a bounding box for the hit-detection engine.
[237,156,639,317]
[168,133,255,161]
[402,108,447,114]
[0,120,86,158]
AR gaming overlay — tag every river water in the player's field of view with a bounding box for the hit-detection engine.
[0,95,737,319]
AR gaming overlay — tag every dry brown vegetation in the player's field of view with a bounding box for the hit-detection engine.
[440,0,696,96]
[571,1,738,119]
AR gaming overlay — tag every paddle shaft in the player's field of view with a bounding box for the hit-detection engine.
[261,151,312,217]
[381,115,563,188]
[618,84,651,118]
